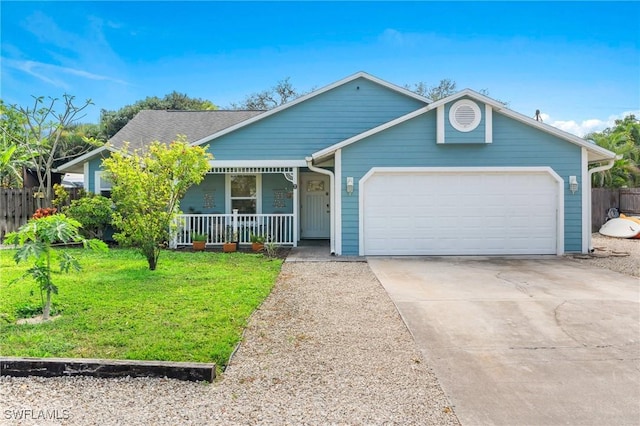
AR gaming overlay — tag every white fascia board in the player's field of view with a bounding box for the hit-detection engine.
[427,88,506,111]
[312,105,432,161]
[358,72,433,103]
[495,108,616,162]
[191,71,431,147]
[433,88,612,161]
[207,159,308,168]
[55,145,115,173]
[314,88,507,161]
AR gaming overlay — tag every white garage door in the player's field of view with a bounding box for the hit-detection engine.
[361,168,561,255]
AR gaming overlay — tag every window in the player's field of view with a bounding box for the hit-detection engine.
[95,171,112,198]
[227,174,261,214]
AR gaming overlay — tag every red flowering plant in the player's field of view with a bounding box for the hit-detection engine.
[32,207,57,220]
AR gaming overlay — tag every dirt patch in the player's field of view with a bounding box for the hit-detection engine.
[16,314,62,325]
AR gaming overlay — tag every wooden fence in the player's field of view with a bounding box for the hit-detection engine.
[592,187,640,231]
[0,187,83,241]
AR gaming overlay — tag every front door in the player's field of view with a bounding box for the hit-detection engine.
[300,173,330,239]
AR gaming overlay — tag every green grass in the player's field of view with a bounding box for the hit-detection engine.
[0,248,282,368]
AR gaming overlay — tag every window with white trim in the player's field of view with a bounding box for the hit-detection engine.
[95,171,112,198]
[227,174,261,214]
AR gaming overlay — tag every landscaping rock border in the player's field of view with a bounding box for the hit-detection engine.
[0,357,215,383]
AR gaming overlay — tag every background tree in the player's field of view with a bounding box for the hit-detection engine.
[587,114,640,188]
[405,79,504,104]
[5,213,108,320]
[9,95,100,206]
[0,100,32,188]
[102,136,212,270]
[405,78,458,100]
[230,77,306,110]
[100,91,217,140]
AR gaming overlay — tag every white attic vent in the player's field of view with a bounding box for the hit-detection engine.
[449,99,481,132]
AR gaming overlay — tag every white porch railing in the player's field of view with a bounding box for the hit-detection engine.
[172,210,295,247]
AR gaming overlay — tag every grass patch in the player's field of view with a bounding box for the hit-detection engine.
[0,248,282,368]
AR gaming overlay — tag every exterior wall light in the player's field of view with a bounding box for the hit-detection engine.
[346,177,354,195]
[569,176,578,194]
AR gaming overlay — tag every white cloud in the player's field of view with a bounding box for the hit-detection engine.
[547,111,640,137]
[3,58,128,88]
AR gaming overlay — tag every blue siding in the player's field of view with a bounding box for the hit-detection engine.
[340,111,582,255]
[444,98,487,144]
[262,174,294,214]
[181,174,225,214]
[204,77,427,160]
[87,156,106,193]
[180,173,293,214]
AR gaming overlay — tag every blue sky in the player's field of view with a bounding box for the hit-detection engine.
[1,1,639,137]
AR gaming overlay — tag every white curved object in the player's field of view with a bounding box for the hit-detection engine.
[599,218,640,239]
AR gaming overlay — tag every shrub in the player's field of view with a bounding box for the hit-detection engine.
[66,194,113,239]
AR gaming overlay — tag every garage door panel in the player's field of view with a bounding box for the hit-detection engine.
[362,171,558,255]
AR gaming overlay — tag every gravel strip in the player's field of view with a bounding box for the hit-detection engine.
[571,233,640,277]
[0,262,459,425]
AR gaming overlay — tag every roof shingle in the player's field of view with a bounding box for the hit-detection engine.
[108,110,264,149]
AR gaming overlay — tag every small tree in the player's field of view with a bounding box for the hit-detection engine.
[102,136,212,270]
[5,214,108,320]
[10,94,100,206]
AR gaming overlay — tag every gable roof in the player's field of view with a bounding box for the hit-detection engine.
[56,109,263,173]
[109,109,264,150]
[190,71,432,146]
[312,88,616,163]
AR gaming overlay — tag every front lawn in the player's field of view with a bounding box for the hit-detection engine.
[0,248,282,369]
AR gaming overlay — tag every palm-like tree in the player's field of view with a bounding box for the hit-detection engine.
[587,115,640,188]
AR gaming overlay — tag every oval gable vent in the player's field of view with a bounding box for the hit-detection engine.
[449,99,481,132]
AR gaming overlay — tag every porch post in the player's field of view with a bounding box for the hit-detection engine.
[292,167,298,247]
[232,209,239,241]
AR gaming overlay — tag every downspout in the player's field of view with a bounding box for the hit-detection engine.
[587,158,617,251]
[305,156,336,255]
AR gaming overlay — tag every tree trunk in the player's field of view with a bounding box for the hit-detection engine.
[147,255,157,271]
[42,290,52,320]
[145,247,159,271]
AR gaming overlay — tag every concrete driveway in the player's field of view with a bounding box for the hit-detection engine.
[368,257,640,426]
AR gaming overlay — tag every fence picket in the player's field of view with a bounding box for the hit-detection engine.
[0,187,83,241]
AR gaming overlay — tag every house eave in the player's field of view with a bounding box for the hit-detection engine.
[312,88,616,163]
[207,159,307,168]
[55,145,116,173]
[191,71,432,147]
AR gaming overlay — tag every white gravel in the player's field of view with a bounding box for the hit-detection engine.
[571,233,640,277]
[0,262,459,425]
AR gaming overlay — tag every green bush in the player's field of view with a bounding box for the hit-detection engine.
[66,194,113,239]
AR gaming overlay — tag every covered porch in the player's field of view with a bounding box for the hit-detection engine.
[171,163,301,248]
[172,211,295,247]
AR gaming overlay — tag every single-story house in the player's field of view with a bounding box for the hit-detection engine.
[57,72,616,256]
